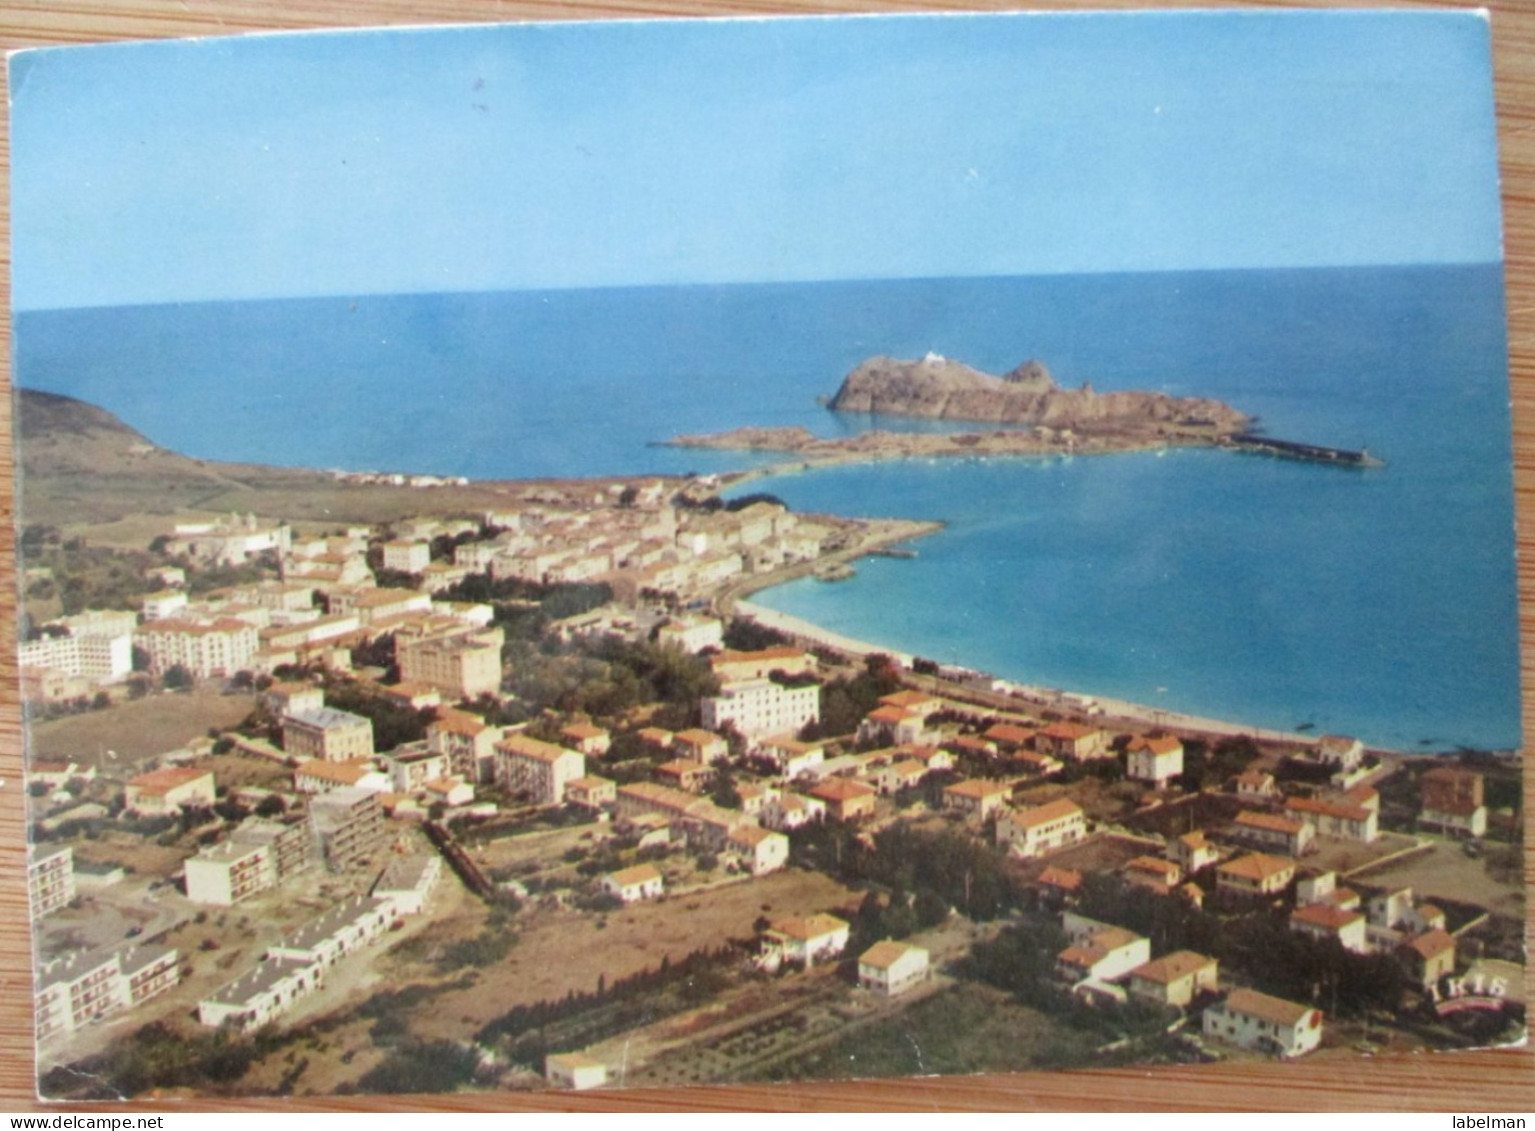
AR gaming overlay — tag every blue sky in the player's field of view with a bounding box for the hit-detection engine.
[9,9,1505,310]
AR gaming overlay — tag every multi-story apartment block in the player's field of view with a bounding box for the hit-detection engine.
[282,707,376,762]
[382,539,432,573]
[309,787,386,871]
[136,617,260,678]
[184,818,314,906]
[198,955,324,1031]
[427,709,504,784]
[267,895,397,969]
[397,629,503,699]
[20,617,134,684]
[497,733,585,805]
[701,678,819,741]
[28,844,75,918]
[34,945,180,1044]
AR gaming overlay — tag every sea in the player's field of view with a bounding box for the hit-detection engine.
[14,265,1521,753]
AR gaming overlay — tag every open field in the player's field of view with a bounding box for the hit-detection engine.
[399,868,863,1043]
[1308,832,1421,877]
[743,981,1101,1083]
[28,687,257,769]
[1347,837,1525,916]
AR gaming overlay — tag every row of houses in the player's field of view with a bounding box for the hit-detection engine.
[197,857,440,1031]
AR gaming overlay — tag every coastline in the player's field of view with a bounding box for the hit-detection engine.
[736,596,1348,751]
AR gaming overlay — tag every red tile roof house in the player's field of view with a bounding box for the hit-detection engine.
[996,797,1087,859]
[982,722,1037,752]
[1215,852,1296,898]
[1288,903,1369,953]
[1126,951,1218,1008]
[760,913,851,969]
[808,778,878,821]
[1202,988,1323,1058]
[940,778,1013,821]
[1122,855,1182,895]
[1055,925,1151,987]
[1399,928,1457,989]
[1231,810,1315,857]
[1126,734,1184,784]
[1035,722,1111,762]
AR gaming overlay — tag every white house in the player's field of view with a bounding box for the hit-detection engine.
[602,864,664,903]
[546,1053,608,1091]
[996,798,1086,858]
[761,913,850,967]
[1126,734,1184,784]
[1202,988,1324,1058]
[858,941,930,997]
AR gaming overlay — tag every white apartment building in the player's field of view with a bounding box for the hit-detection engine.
[29,844,75,918]
[497,734,586,806]
[382,539,432,573]
[701,678,820,741]
[35,944,180,1044]
[136,617,260,678]
[198,956,324,1031]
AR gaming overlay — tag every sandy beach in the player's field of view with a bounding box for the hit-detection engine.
[736,598,1325,749]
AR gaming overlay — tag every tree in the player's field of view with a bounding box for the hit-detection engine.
[162,664,193,690]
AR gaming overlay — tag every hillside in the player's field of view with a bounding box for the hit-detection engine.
[12,389,550,535]
[828,353,1249,433]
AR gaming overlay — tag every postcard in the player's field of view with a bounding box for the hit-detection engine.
[9,9,1525,1102]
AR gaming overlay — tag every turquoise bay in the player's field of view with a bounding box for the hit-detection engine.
[15,266,1520,751]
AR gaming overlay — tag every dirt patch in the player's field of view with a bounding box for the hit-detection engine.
[29,687,257,770]
[1125,791,1244,838]
[1011,832,1160,880]
[401,868,861,1044]
[1347,837,1524,916]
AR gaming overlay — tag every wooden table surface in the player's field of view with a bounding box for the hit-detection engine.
[1,0,1531,1112]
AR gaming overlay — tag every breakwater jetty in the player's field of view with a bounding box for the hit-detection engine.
[1226,433,1385,468]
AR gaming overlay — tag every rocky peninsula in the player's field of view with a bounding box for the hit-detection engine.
[827,353,1249,433]
[667,354,1382,470]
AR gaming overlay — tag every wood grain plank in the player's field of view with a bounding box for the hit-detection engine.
[1,0,1530,1112]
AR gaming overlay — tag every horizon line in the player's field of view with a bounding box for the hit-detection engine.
[10,258,1506,317]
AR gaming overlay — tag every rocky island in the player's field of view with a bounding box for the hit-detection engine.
[828,352,1250,433]
[667,353,1383,470]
